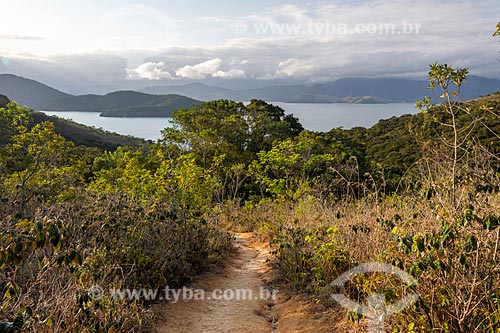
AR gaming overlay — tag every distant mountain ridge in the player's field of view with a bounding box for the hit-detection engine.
[2,74,500,118]
[143,82,239,102]
[0,74,202,117]
[0,74,71,109]
[143,76,500,103]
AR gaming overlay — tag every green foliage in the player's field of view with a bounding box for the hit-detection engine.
[30,112,148,150]
[163,99,303,168]
[249,131,357,200]
[245,99,303,152]
[0,105,81,216]
[90,148,216,211]
[0,103,231,331]
[387,216,500,332]
[271,219,351,291]
[246,60,500,332]
[0,102,32,144]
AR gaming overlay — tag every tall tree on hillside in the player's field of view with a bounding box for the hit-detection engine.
[161,99,303,168]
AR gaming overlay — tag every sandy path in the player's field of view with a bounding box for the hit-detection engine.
[153,233,276,333]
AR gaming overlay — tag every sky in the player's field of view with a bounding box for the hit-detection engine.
[0,0,499,93]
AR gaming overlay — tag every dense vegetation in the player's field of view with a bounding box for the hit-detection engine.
[31,112,148,150]
[0,102,232,332]
[1,61,500,333]
[0,110,147,150]
[0,94,9,108]
[0,98,303,332]
[332,92,500,190]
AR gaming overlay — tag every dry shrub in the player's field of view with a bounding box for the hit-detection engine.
[236,150,500,332]
[0,192,231,332]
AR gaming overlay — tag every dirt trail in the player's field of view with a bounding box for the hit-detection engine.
[153,233,275,333]
[153,233,342,333]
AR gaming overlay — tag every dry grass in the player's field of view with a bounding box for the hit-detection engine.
[213,154,500,332]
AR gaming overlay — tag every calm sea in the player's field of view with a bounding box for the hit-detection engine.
[41,102,418,141]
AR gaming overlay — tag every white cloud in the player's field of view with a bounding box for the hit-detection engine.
[3,0,500,89]
[175,58,222,79]
[213,68,246,78]
[175,58,246,79]
[276,58,314,77]
[126,61,174,80]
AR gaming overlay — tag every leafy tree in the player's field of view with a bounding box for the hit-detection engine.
[2,122,72,214]
[245,99,303,153]
[249,132,353,200]
[162,99,303,168]
[0,102,32,145]
[0,103,75,215]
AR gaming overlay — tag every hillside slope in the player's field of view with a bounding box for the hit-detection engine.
[327,91,500,184]
[0,74,71,109]
[30,112,148,150]
[99,94,202,117]
[0,74,202,117]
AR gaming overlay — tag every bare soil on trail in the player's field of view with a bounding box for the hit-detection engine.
[153,233,345,333]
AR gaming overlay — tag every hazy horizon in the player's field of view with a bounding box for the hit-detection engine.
[1,0,499,94]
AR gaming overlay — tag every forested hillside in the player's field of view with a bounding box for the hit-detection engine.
[0,94,10,108]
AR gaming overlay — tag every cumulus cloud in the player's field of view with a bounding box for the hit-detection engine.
[175,58,223,79]
[126,61,174,80]
[213,68,246,78]
[175,58,247,79]
[276,58,314,77]
[125,58,246,80]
